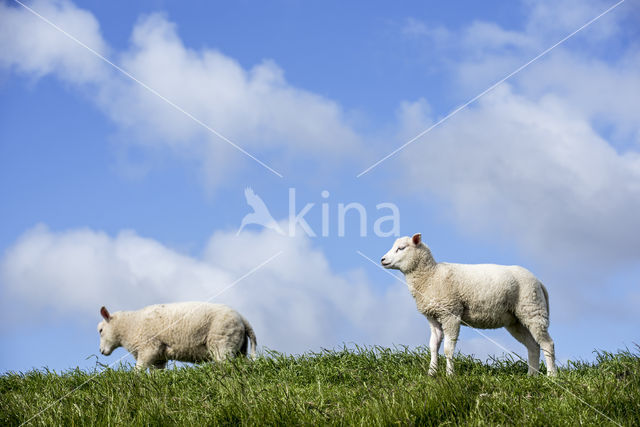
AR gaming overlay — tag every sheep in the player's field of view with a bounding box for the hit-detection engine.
[381,233,557,377]
[97,302,257,370]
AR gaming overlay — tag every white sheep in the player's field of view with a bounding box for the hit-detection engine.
[97,302,257,370]
[381,233,557,376]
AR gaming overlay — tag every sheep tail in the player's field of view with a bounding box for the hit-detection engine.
[242,317,257,359]
[541,284,550,318]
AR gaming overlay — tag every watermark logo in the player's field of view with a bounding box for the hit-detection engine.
[237,188,400,237]
[237,188,284,235]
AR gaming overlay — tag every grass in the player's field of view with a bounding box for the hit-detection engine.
[1,347,639,426]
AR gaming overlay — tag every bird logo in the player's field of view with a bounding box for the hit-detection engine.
[237,187,284,235]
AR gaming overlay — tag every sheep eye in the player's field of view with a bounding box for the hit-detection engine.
[396,246,406,252]
[99,328,103,334]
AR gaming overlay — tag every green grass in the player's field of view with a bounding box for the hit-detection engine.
[1,347,639,426]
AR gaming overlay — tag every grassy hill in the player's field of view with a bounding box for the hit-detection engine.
[1,347,638,426]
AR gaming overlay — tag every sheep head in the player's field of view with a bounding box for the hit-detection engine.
[381,233,429,273]
[97,306,120,356]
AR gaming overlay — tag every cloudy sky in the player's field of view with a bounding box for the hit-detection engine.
[1,0,638,373]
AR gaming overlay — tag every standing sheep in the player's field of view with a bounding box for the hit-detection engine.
[381,233,557,377]
[97,302,257,370]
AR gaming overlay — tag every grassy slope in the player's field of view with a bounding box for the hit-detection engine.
[1,348,639,426]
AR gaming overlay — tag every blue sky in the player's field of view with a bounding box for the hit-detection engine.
[1,0,639,373]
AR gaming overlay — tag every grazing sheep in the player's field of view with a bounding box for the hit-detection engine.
[381,233,557,376]
[97,302,257,370]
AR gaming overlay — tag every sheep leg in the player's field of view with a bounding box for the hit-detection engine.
[135,350,159,372]
[505,323,540,375]
[525,323,557,377]
[207,343,228,362]
[215,349,228,362]
[427,317,443,376]
[135,358,148,371]
[533,329,557,377]
[151,360,167,370]
[442,318,460,376]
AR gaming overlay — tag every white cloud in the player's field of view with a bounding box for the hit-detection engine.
[398,85,640,267]
[451,41,640,149]
[523,0,625,42]
[405,0,627,53]
[0,1,363,186]
[402,18,451,44]
[392,0,640,270]
[462,21,537,53]
[402,0,639,144]
[0,224,425,355]
[516,51,640,146]
[103,13,361,155]
[0,0,108,84]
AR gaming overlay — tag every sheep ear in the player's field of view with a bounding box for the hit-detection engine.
[100,306,111,322]
[412,233,422,245]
